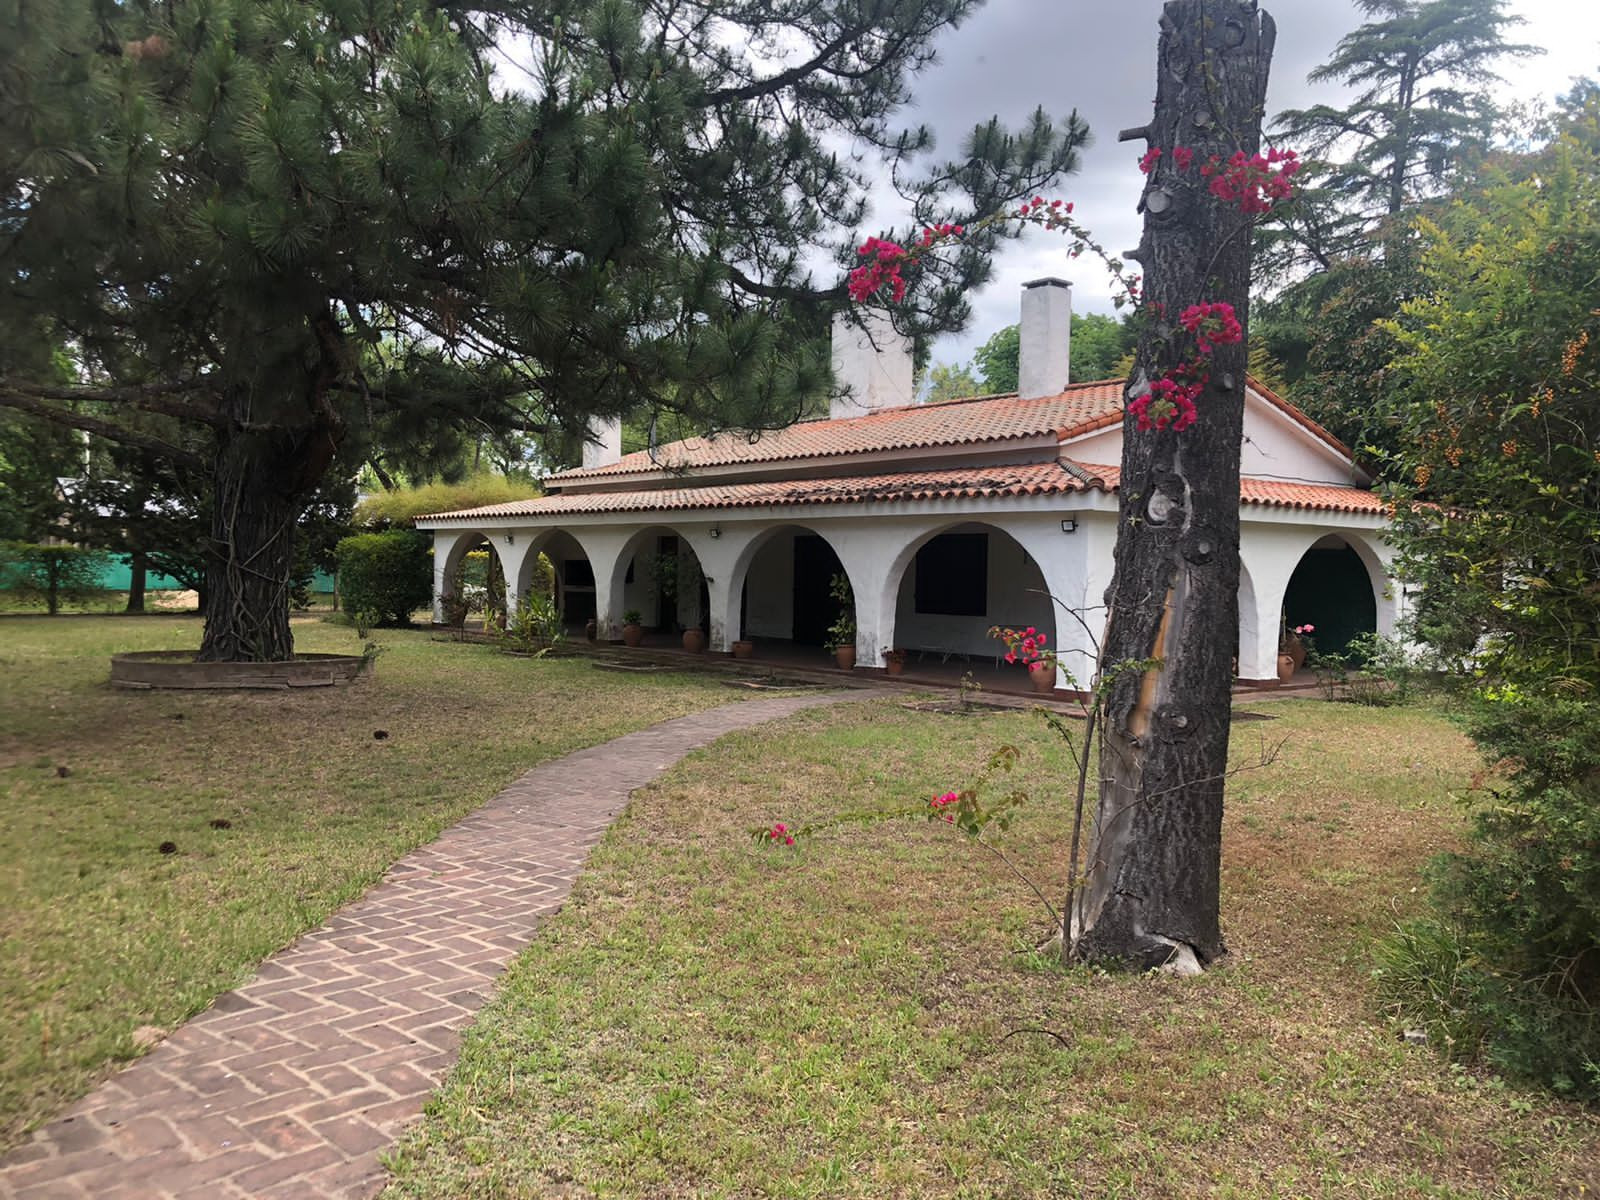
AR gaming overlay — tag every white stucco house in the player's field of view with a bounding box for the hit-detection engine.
[416,279,1400,691]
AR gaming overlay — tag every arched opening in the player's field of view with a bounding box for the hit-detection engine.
[887,522,1056,688]
[1282,534,1379,658]
[1237,558,1259,679]
[730,525,853,656]
[535,530,599,631]
[613,525,712,643]
[438,531,507,629]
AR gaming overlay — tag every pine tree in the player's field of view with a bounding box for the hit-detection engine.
[1273,0,1537,260]
[0,0,1085,661]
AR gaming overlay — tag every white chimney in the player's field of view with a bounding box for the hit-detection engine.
[581,415,623,469]
[1018,277,1072,399]
[829,309,915,419]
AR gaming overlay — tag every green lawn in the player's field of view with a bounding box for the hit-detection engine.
[384,699,1600,1199]
[0,614,738,1148]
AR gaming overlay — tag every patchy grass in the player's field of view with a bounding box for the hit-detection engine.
[0,614,737,1148]
[385,700,1600,1199]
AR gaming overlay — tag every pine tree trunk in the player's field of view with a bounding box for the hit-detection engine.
[1076,0,1276,972]
[197,435,301,662]
[125,551,147,613]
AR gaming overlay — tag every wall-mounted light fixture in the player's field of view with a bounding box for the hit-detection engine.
[709,525,722,539]
[1060,519,1077,534]
[505,533,515,545]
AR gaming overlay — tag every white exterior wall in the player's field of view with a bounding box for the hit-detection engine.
[1018,278,1072,398]
[829,310,915,418]
[1065,387,1364,486]
[422,495,1395,693]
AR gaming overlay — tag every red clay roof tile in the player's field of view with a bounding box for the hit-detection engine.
[546,381,1127,480]
[422,462,1105,520]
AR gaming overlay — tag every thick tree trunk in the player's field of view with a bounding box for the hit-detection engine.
[197,434,303,662]
[125,550,147,613]
[1076,0,1275,972]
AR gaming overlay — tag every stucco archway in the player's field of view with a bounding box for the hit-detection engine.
[433,529,509,627]
[1282,533,1383,657]
[725,523,859,652]
[878,520,1059,684]
[606,524,716,638]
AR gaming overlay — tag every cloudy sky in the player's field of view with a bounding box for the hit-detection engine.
[893,0,1600,373]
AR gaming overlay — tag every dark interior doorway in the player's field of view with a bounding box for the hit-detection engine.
[1282,542,1376,657]
[792,534,847,646]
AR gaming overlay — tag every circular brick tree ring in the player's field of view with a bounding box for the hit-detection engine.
[110,650,371,690]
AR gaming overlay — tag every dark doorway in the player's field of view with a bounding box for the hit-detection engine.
[1282,542,1376,657]
[792,534,847,646]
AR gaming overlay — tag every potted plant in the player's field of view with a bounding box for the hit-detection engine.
[621,609,644,647]
[1281,619,1314,671]
[883,647,907,677]
[824,573,856,670]
[990,624,1060,695]
[682,626,707,653]
[732,639,755,659]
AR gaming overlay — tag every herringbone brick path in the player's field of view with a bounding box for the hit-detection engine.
[0,691,848,1200]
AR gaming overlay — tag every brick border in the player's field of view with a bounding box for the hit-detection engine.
[0,692,849,1200]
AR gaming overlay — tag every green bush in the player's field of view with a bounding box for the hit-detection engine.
[334,531,432,626]
[1377,695,1600,1098]
[0,543,109,614]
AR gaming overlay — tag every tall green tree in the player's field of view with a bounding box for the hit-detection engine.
[1377,143,1600,1096]
[0,0,1084,661]
[1272,0,1537,265]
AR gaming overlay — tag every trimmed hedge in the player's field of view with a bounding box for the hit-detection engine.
[334,531,432,626]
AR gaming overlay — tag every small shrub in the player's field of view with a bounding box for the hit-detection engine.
[1308,632,1429,706]
[0,543,109,614]
[1378,695,1600,1098]
[334,531,431,626]
[500,591,564,656]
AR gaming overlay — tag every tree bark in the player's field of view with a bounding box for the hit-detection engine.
[1076,0,1275,972]
[125,550,147,613]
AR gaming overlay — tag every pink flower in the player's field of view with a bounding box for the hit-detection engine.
[1172,145,1194,170]
[1138,146,1162,174]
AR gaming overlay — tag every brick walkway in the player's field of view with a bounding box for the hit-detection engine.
[0,691,849,1200]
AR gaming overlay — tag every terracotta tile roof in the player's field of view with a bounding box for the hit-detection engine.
[1239,478,1388,514]
[546,381,1127,480]
[1084,466,1384,515]
[421,462,1108,520]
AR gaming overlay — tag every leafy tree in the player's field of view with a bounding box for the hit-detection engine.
[924,362,980,402]
[0,412,77,543]
[1069,313,1137,381]
[973,324,1022,393]
[0,544,107,614]
[1,0,1084,662]
[1376,143,1600,1095]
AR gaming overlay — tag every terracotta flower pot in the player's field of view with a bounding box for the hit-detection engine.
[622,623,644,648]
[682,628,706,654]
[1277,652,1296,682]
[732,640,754,659]
[584,618,598,643]
[885,654,905,677]
[1029,661,1056,694]
[833,645,856,671]
[1285,634,1307,670]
